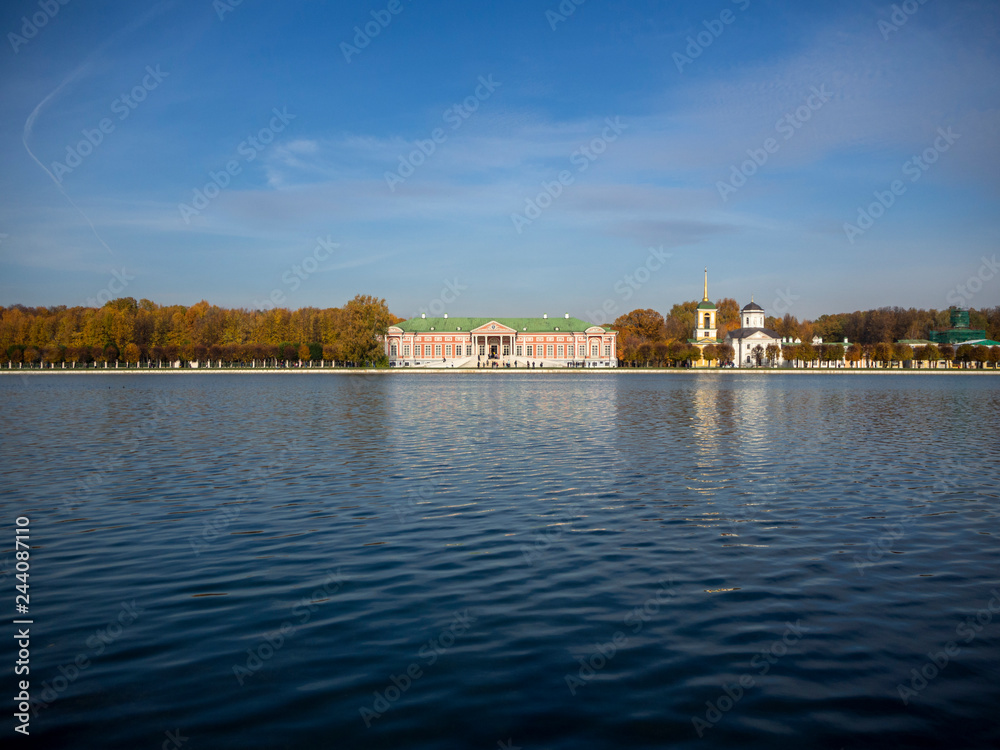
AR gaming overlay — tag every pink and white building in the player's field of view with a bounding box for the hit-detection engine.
[385,314,618,367]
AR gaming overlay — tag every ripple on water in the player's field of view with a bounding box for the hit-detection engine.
[0,373,998,749]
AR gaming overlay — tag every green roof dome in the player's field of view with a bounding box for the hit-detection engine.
[697,300,716,310]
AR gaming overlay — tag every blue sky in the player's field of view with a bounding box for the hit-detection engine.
[1,0,998,321]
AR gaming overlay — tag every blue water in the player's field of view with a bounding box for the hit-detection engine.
[1,373,998,749]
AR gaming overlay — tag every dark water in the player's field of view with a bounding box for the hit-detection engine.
[1,373,998,749]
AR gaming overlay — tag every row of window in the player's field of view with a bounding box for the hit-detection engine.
[389,343,613,358]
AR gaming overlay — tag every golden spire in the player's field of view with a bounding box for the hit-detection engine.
[703,267,709,302]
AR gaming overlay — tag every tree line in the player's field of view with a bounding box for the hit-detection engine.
[0,295,397,367]
[613,304,1000,366]
[2,297,998,368]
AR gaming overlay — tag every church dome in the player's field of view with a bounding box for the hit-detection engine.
[742,301,764,312]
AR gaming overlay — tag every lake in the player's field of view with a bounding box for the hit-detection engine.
[1,372,998,749]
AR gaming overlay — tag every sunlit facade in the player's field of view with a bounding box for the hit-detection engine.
[385,315,618,368]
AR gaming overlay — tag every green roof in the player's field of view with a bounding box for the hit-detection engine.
[696,300,716,310]
[394,316,610,333]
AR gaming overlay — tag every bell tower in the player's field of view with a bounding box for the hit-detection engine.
[695,268,717,340]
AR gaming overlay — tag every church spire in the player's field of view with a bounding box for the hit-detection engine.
[703,267,709,302]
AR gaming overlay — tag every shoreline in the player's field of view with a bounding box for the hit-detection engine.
[2,368,998,376]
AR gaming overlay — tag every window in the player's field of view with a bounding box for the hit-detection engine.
[390,344,397,356]
[557,345,564,358]
[466,345,472,356]
[425,345,432,357]
[704,313,711,328]
[435,345,442,357]
[604,345,612,358]
[403,345,410,356]
[445,345,452,356]
[527,345,533,356]
[546,345,554,357]
[591,344,598,357]
[568,344,574,357]
[516,346,523,356]
[479,344,485,356]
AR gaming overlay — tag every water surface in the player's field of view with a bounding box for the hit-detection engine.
[1,373,998,749]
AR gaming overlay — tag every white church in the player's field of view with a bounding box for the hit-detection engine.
[725,299,785,367]
[690,271,785,368]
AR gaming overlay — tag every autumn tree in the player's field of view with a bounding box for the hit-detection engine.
[716,298,739,338]
[718,343,735,366]
[872,342,892,367]
[613,309,664,343]
[765,343,780,366]
[846,343,863,368]
[663,301,697,341]
[342,294,393,366]
[919,343,941,368]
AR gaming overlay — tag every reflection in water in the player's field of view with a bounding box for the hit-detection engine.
[0,372,998,750]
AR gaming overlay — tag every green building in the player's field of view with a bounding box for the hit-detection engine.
[928,308,987,345]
